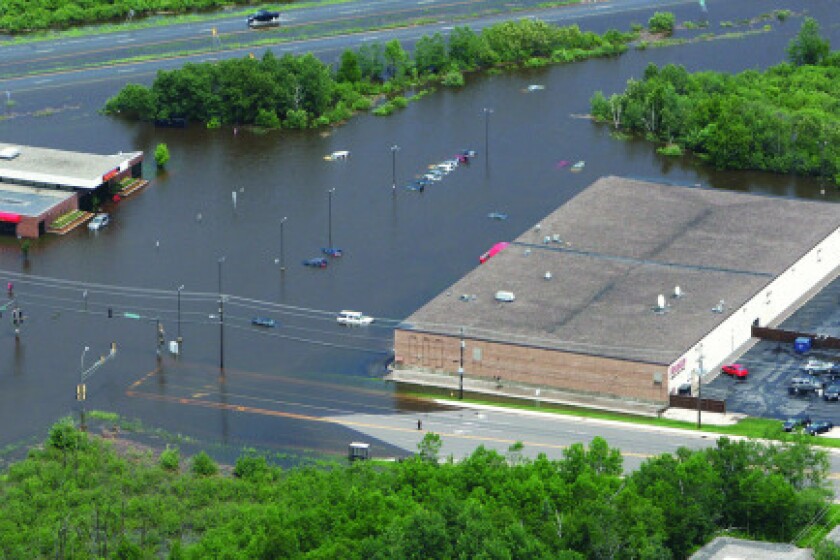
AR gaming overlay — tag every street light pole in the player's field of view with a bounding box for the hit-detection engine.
[177,284,184,350]
[459,327,465,400]
[280,216,287,272]
[697,344,704,429]
[218,257,225,370]
[483,107,493,161]
[327,188,335,248]
[80,346,89,431]
[390,145,400,191]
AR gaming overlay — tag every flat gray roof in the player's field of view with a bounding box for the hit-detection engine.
[0,183,75,217]
[400,176,840,364]
[0,142,142,190]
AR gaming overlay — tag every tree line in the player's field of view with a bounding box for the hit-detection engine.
[102,19,632,129]
[0,0,256,34]
[0,418,835,559]
[590,18,839,186]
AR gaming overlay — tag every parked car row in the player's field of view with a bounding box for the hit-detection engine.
[781,415,834,436]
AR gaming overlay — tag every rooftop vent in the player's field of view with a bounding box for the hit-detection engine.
[673,285,683,299]
[0,147,21,160]
[495,291,515,303]
[544,272,552,280]
[653,294,667,314]
[712,299,726,313]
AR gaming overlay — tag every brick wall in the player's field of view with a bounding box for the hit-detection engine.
[16,194,78,238]
[394,330,669,404]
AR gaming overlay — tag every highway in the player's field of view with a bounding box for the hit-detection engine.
[0,0,695,93]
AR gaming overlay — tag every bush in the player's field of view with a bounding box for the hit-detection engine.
[254,108,281,129]
[234,453,270,481]
[283,109,308,129]
[648,12,676,36]
[154,143,170,168]
[191,451,218,476]
[657,144,684,156]
[159,446,180,472]
[441,70,465,87]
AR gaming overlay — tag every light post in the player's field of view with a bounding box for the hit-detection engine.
[696,344,704,429]
[482,107,493,160]
[458,327,465,400]
[218,257,225,370]
[79,346,89,431]
[390,145,400,191]
[280,216,287,272]
[327,188,335,248]
[177,284,184,350]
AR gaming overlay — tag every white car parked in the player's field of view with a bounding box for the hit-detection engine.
[88,213,110,230]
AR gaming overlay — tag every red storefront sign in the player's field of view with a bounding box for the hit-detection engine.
[0,212,21,223]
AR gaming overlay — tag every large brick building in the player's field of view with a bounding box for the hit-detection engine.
[392,177,840,406]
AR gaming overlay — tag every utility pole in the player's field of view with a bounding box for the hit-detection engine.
[177,285,184,352]
[280,217,287,272]
[459,327,465,400]
[390,145,400,191]
[697,344,704,429]
[77,342,118,431]
[483,107,493,163]
[218,257,225,370]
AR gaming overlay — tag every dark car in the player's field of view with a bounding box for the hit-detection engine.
[824,383,840,401]
[782,415,811,432]
[247,9,281,28]
[251,317,277,328]
[806,421,834,436]
[788,376,822,396]
[302,257,328,268]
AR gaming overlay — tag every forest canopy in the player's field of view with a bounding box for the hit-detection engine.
[590,18,839,185]
[0,420,833,559]
[0,0,256,33]
[102,20,632,129]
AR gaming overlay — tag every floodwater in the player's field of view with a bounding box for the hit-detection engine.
[0,0,838,461]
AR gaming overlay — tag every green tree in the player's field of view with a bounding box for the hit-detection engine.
[787,17,830,66]
[414,33,449,75]
[103,83,157,120]
[648,12,676,36]
[417,432,443,463]
[154,143,170,168]
[336,49,362,83]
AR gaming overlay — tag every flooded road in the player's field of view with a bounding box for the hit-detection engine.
[0,0,837,461]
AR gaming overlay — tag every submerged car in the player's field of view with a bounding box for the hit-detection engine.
[302,257,328,268]
[251,317,277,328]
[88,213,110,230]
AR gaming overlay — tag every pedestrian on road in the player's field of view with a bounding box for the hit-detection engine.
[417,419,422,430]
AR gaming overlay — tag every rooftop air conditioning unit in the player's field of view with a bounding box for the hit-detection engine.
[495,291,515,302]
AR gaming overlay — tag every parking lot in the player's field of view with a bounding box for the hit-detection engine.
[703,272,840,424]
